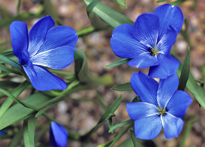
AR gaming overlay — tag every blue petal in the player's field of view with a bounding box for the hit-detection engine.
[157,26,178,55]
[23,64,67,91]
[154,4,184,41]
[0,130,7,135]
[157,74,179,108]
[133,13,159,48]
[49,122,68,147]
[148,54,179,79]
[126,102,158,120]
[161,113,184,139]
[31,46,75,69]
[110,24,148,58]
[37,26,78,54]
[10,21,29,64]
[131,72,158,106]
[166,90,192,117]
[134,115,162,139]
[127,52,159,68]
[28,15,55,57]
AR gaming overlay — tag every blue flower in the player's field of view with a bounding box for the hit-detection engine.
[10,15,78,91]
[126,72,192,139]
[0,130,7,135]
[110,4,184,79]
[49,122,68,147]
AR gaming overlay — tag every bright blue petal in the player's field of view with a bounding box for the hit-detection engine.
[154,4,184,41]
[157,74,179,108]
[49,122,68,147]
[23,64,67,91]
[131,72,158,106]
[126,102,158,120]
[37,26,78,54]
[161,113,184,139]
[133,13,159,48]
[31,46,75,69]
[166,90,192,117]
[28,15,55,57]
[10,21,29,64]
[110,24,148,58]
[127,52,159,68]
[134,115,162,139]
[148,54,179,79]
[157,26,178,55]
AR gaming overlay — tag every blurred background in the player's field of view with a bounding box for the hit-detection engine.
[0,0,205,146]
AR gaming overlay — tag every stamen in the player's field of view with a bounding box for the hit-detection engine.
[150,46,159,56]
[157,107,167,116]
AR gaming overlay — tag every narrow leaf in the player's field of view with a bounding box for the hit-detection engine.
[81,94,123,140]
[118,137,134,147]
[109,119,133,133]
[179,115,198,147]
[111,82,132,91]
[84,0,133,28]
[178,47,190,90]
[116,0,127,8]
[105,58,129,68]
[0,81,30,119]
[176,63,205,109]
[130,130,144,147]
[23,115,36,147]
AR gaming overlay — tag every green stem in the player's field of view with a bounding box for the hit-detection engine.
[77,26,95,37]
[47,80,80,96]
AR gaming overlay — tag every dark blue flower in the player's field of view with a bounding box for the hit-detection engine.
[110,4,184,79]
[49,122,68,147]
[127,72,192,139]
[0,130,7,135]
[10,15,78,91]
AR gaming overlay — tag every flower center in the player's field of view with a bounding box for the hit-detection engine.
[157,107,167,116]
[150,46,159,56]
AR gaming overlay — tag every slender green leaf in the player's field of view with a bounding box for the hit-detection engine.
[16,0,21,15]
[156,0,166,2]
[118,137,134,147]
[77,26,95,37]
[178,48,190,90]
[81,94,123,141]
[109,119,133,133]
[0,81,30,119]
[0,65,21,75]
[171,0,187,5]
[84,0,133,28]
[0,92,50,130]
[177,63,205,109]
[111,82,132,91]
[23,115,36,147]
[8,127,23,147]
[179,115,198,147]
[130,130,144,147]
[116,0,127,8]
[96,93,106,111]
[35,103,56,118]
[0,54,21,69]
[105,58,129,68]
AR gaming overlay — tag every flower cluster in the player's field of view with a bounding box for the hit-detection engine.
[110,4,192,139]
[10,15,78,91]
